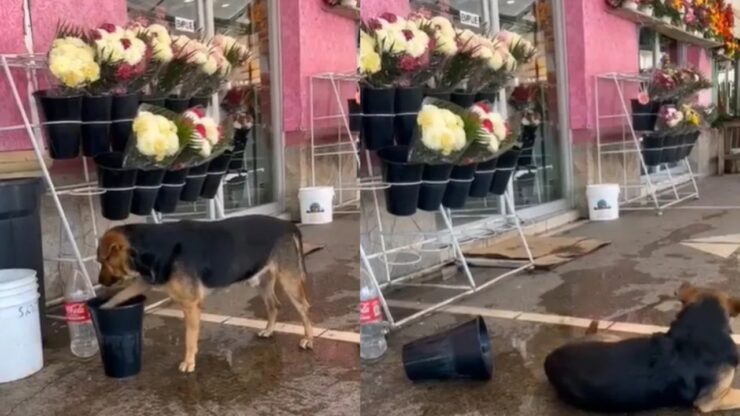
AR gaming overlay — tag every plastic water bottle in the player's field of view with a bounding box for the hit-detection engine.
[360,270,387,360]
[63,271,99,358]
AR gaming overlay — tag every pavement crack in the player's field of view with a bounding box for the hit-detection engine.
[4,366,76,416]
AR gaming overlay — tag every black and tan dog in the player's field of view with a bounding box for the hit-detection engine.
[97,215,313,373]
[545,283,740,413]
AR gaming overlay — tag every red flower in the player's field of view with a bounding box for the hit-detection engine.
[115,64,137,81]
[120,38,131,50]
[481,119,493,132]
[380,13,398,23]
[195,124,207,138]
[402,29,414,40]
[99,23,117,33]
[399,55,419,72]
[367,18,382,30]
[190,107,205,117]
[90,30,102,41]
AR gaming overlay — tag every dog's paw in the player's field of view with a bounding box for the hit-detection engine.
[178,360,196,373]
[257,329,274,339]
[299,337,314,350]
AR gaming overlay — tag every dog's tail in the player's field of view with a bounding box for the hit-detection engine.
[293,228,308,281]
[585,320,599,335]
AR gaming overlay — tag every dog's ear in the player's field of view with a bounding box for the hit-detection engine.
[130,244,180,284]
[676,282,700,305]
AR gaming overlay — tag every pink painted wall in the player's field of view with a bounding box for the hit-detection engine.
[0,0,127,152]
[361,0,410,20]
[279,0,358,145]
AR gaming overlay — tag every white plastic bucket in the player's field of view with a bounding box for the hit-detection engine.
[586,184,620,221]
[0,269,43,383]
[298,187,335,224]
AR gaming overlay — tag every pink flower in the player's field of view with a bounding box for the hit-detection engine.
[367,19,382,31]
[402,29,414,41]
[481,119,493,133]
[120,38,131,50]
[476,102,491,113]
[191,107,205,118]
[637,91,650,105]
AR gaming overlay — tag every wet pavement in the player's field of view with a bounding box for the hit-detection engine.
[0,215,359,416]
[362,176,740,415]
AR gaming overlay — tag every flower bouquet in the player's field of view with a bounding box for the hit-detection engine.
[170,108,235,201]
[193,34,252,100]
[463,103,519,198]
[36,22,101,159]
[467,34,519,102]
[360,13,433,150]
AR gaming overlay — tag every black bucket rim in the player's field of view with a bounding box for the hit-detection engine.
[94,152,130,172]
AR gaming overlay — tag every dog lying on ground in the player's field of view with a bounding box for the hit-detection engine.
[544,283,740,413]
[96,215,313,373]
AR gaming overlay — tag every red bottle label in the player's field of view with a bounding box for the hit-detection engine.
[64,302,91,323]
[359,298,382,324]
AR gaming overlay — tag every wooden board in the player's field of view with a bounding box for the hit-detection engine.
[0,150,51,180]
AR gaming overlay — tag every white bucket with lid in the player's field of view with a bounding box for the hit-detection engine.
[0,269,43,383]
[586,184,620,221]
[298,187,335,224]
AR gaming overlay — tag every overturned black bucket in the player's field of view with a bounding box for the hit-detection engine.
[94,152,137,221]
[131,169,165,216]
[201,152,233,199]
[403,316,492,382]
[418,163,453,211]
[155,168,188,213]
[88,295,146,379]
[180,163,208,201]
[378,145,423,216]
[443,164,477,208]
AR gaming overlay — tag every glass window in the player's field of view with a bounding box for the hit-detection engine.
[638,28,656,72]
[411,0,487,32]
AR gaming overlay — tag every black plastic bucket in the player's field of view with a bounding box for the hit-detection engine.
[424,89,452,101]
[418,163,453,211]
[378,146,423,216]
[475,91,498,104]
[230,128,250,171]
[394,87,423,146]
[402,316,492,382]
[443,164,477,208]
[131,169,165,216]
[180,163,208,201]
[34,91,82,159]
[450,91,476,109]
[88,295,146,379]
[641,135,663,167]
[662,134,681,164]
[469,158,498,197]
[155,168,188,213]
[681,131,699,159]
[110,93,140,152]
[189,95,211,109]
[165,96,191,113]
[518,126,538,167]
[140,96,166,107]
[348,99,362,132]
[361,86,395,151]
[631,99,659,132]
[490,148,522,196]
[201,152,233,199]
[94,152,137,220]
[81,95,112,157]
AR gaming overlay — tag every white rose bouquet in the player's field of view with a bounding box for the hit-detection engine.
[170,107,235,168]
[194,34,252,96]
[467,34,519,93]
[148,35,210,98]
[359,13,433,87]
[460,102,517,164]
[89,23,150,94]
[496,31,537,66]
[407,98,481,164]
[122,104,185,169]
[129,22,175,96]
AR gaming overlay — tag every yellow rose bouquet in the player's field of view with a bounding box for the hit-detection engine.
[408,98,482,164]
[47,23,100,92]
[122,105,187,169]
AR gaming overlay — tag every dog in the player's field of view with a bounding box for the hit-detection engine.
[544,283,740,413]
[96,215,313,373]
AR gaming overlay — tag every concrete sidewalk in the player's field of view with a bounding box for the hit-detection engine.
[362,176,740,416]
[0,215,360,416]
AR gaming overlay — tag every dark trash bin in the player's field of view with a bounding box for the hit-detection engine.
[0,178,45,340]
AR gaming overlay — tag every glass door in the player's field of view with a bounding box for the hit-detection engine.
[125,0,283,218]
